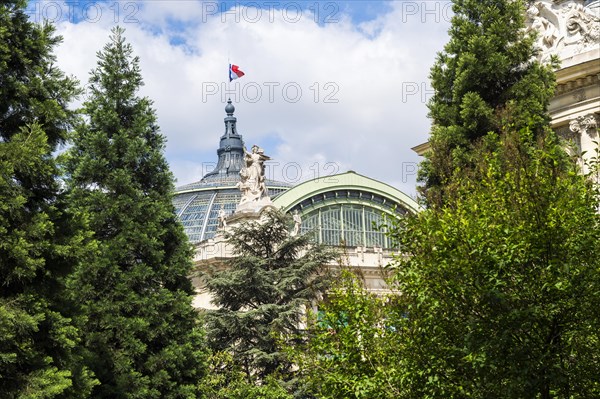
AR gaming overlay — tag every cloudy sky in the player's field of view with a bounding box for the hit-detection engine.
[28,0,452,197]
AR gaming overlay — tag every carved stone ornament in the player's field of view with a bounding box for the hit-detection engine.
[526,1,600,62]
[569,113,600,137]
[236,144,273,213]
[290,210,302,237]
[217,205,227,229]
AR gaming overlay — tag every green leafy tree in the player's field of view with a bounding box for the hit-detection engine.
[199,352,293,399]
[0,1,97,397]
[64,27,206,398]
[391,130,600,398]
[420,0,557,206]
[202,209,336,393]
[292,269,408,399]
[390,1,599,396]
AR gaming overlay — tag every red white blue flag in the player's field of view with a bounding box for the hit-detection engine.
[229,64,245,81]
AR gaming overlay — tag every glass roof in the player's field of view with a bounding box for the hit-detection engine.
[174,183,290,243]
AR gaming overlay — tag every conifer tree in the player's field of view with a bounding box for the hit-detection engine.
[420,0,557,206]
[65,27,206,398]
[203,209,336,390]
[0,1,97,397]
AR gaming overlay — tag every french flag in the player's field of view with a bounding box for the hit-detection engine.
[229,64,245,81]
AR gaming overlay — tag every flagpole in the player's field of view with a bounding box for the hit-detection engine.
[227,52,230,101]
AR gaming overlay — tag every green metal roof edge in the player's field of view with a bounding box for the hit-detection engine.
[272,171,421,213]
[286,197,401,217]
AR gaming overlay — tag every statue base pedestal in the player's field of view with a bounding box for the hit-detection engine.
[234,197,274,214]
[229,202,277,225]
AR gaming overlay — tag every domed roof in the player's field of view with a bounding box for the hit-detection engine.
[173,101,291,243]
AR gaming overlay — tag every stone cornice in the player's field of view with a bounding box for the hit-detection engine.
[555,56,600,95]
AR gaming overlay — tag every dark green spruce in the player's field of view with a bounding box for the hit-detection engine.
[0,1,97,397]
[64,27,206,398]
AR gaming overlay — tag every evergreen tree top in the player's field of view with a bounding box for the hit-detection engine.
[0,0,79,147]
[88,26,144,107]
[67,26,173,198]
[203,209,337,384]
[420,0,558,207]
[64,26,207,397]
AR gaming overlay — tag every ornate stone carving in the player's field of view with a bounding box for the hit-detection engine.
[217,205,227,229]
[569,113,599,137]
[556,74,600,96]
[236,144,272,212]
[527,3,560,51]
[290,210,302,237]
[526,1,600,62]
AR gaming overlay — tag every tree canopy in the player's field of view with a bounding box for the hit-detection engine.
[420,0,557,206]
[203,209,336,394]
[293,269,407,399]
[391,130,600,397]
[0,1,97,396]
[64,27,206,398]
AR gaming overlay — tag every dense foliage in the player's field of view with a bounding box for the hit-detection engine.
[0,1,97,396]
[199,352,293,399]
[203,209,336,394]
[64,27,207,398]
[391,130,600,398]
[420,0,557,206]
[295,1,599,398]
[293,270,407,399]
[403,2,600,392]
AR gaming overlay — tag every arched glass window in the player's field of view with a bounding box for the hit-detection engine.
[297,203,393,248]
[364,207,387,248]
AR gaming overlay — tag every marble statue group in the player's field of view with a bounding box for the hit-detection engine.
[237,145,271,207]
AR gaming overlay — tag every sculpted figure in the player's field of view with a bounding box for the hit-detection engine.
[291,210,302,236]
[526,0,600,61]
[570,114,600,138]
[238,145,270,204]
[527,2,559,51]
[218,205,227,229]
[563,3,600,47]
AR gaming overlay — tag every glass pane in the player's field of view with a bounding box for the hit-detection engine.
[342,206,363,247]
[321,207,341,246]
[364,207,386,248]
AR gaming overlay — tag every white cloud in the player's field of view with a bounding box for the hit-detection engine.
[53,1,451,196]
